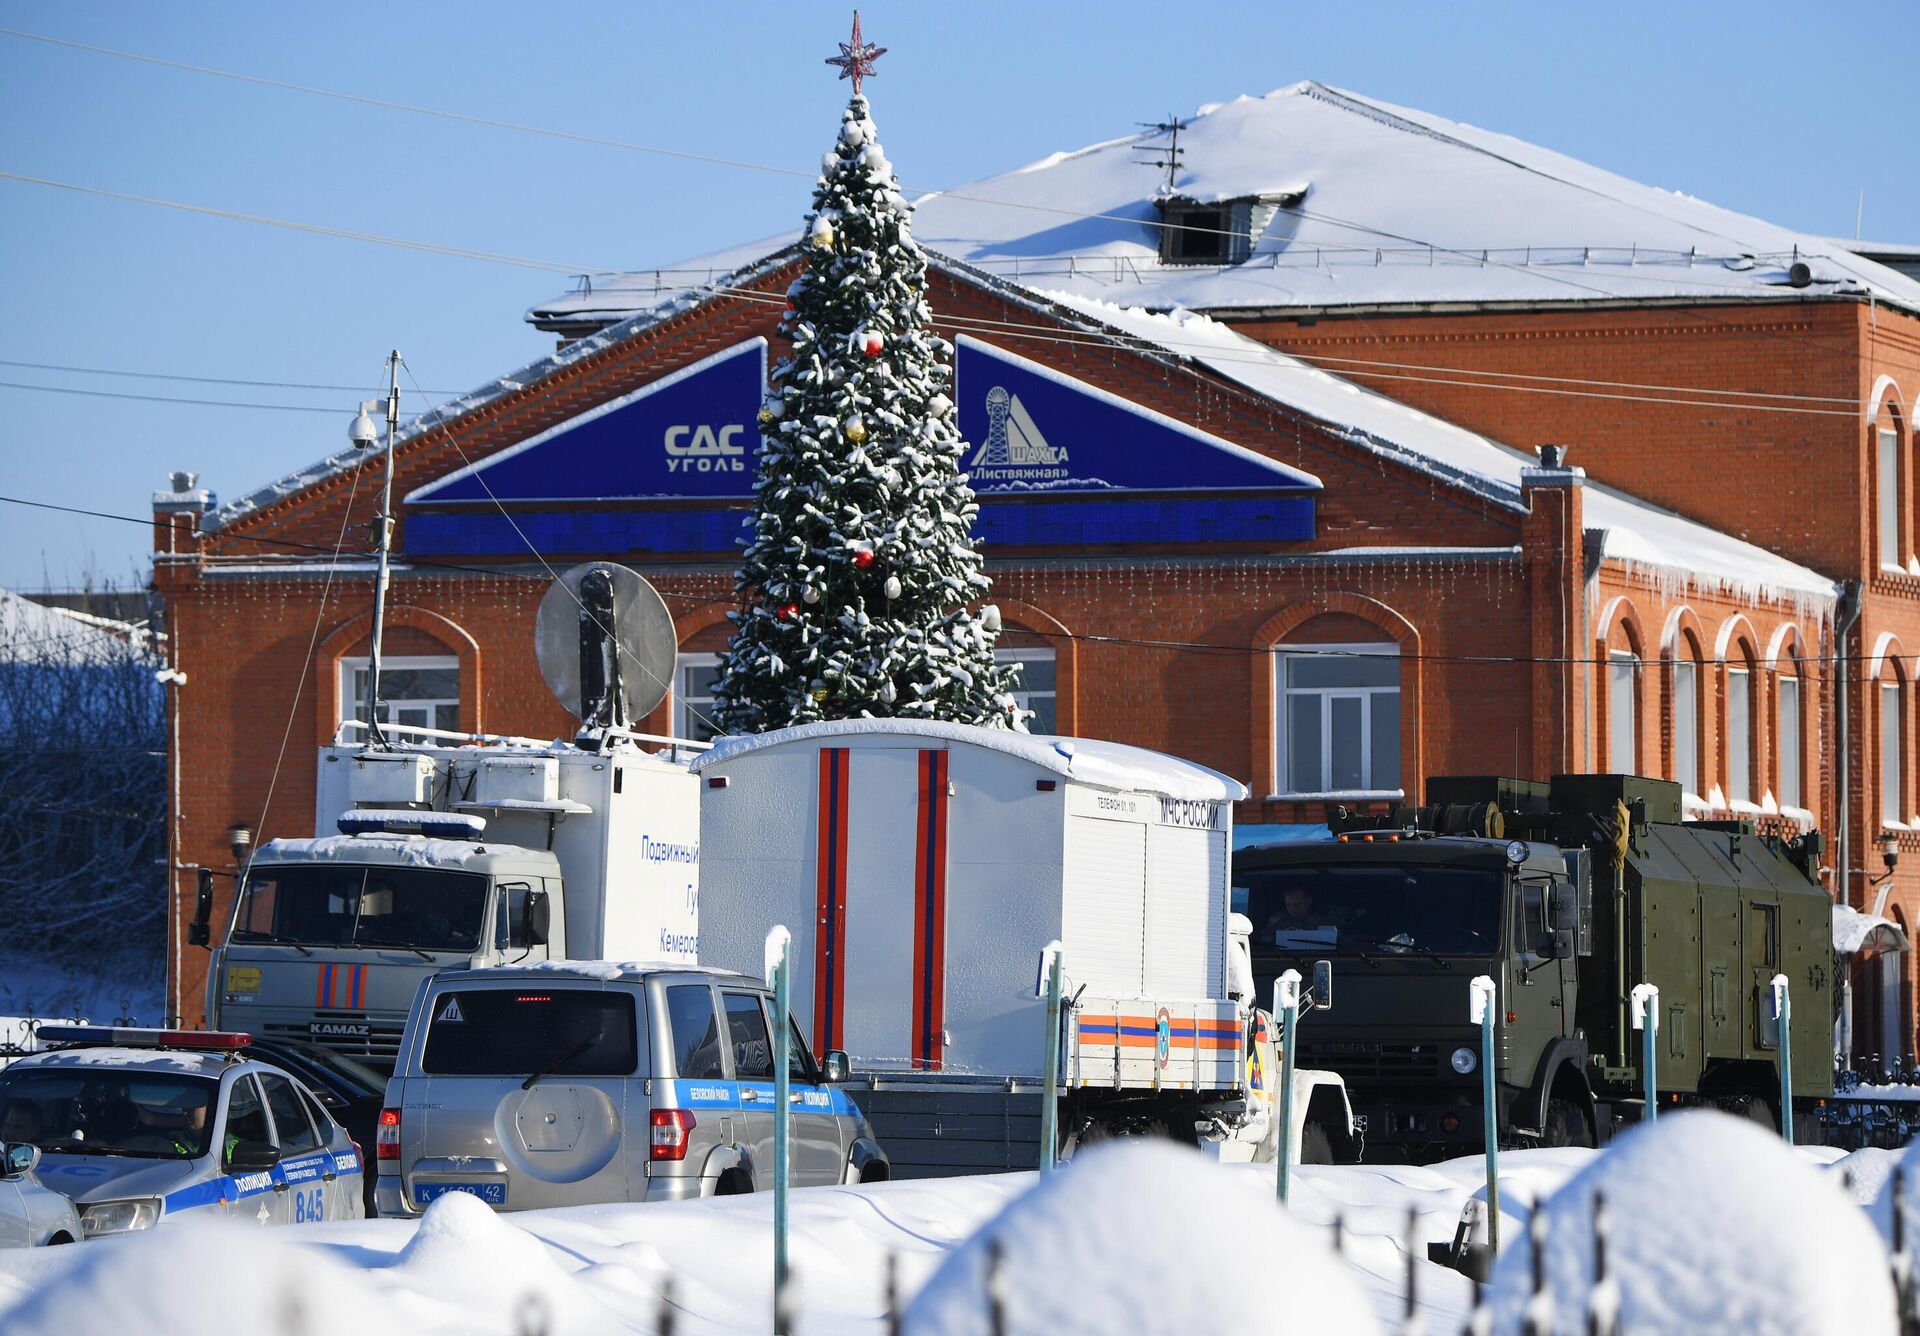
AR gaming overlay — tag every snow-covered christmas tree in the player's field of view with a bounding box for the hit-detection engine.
[712,22,1021,734]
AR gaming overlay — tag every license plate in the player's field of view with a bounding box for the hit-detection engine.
[413,1181,507,1206]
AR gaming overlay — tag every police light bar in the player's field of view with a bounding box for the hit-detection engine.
[36,1025,253,1051]
[337,808,487,839]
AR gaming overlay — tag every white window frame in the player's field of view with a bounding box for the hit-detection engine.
[1881,427,1903,571]
[337,655,460,735]
[1607,651,1638,773]
[1672,658,1700,798]
[1272,642,1403,798]
[1726,667,1752,804]
[674,652,721,743]
[995,647,1058,734]
[1884,680,1905,828]
[1777,674,1801,811]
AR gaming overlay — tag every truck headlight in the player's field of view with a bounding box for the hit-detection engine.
[79,1197,162,1236]
[1450,1046,1479,1075]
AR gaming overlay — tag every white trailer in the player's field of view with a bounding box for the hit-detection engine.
[693,719,1351,1175]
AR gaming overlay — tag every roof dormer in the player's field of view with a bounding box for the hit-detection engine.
[1155,185,1308,266]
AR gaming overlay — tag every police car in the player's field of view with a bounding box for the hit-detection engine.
[0,1027,366,1235]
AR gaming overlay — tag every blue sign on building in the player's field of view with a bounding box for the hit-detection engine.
[411,339,765,507]
[404,334,1319,558]
[954,337,1319,497]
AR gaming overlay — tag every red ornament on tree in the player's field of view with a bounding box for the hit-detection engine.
[861,330,884,358]
[777,602,801,620]
[852,548,876,570]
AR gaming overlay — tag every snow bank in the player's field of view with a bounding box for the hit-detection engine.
[0,1217,388,1334]
[1487,1111,1895,1335]
[905,1141,1376,1334]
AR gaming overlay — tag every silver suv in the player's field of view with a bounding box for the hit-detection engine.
[374,965,887,1215]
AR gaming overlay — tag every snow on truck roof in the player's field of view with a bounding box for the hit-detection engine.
[691,718,1249,802]
[253,833,554,868]
[431,961,751,984]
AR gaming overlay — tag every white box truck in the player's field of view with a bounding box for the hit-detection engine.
[692,719,1353,1176]
[193,730,701,1067]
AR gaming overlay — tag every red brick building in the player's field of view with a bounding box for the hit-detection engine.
[156,83,1918,1066]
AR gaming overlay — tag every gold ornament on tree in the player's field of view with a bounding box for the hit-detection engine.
[844,416,867,443]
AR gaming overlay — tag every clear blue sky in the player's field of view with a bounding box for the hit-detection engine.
[2,1,1911,591]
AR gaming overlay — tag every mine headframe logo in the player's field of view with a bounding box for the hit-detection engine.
[665,423,748,473]
[967,385,1069,475]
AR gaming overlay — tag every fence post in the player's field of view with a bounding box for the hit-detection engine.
[1630,982,1660,1124]
[1771,973,1794,1145]
[1039,941,1064,1175]
[1470,974,1500,1255]
[765,925,793,1325]
[1275,969,1302,1206]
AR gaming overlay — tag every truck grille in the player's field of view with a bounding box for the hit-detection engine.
[262,1017,404,1062]
[1297,1040,1443,1080]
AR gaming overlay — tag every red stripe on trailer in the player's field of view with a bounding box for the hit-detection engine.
[813,748,851,1056]
[911,749,950,1071]
[315,963,331,1009]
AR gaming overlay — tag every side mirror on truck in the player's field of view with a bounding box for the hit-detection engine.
[1310,959,1334,1012]
[188,868,213,948]
[822,1049,851,1083]
[1545,881,1578,958]
[524,889,551,947]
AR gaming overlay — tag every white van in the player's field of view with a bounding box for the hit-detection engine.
[374,964,888,1215]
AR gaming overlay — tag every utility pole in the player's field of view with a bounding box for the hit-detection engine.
[355,351,403,749]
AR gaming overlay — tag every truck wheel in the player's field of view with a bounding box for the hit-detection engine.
[1542,1097,1595,1149]
[1300,1123,1335,1164]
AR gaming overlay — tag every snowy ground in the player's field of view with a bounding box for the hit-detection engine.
[0,950,164,1030]
[0,1128,1898,1333]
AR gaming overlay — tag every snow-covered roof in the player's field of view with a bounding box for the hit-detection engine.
[535,81,1920,323]
[994,284,1838,608]
[1834,903,1909,956]
[0,588,156,664]
[692,718,1249,802]
[204,248,802,532]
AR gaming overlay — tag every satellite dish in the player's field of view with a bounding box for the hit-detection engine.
[535,562,677,729]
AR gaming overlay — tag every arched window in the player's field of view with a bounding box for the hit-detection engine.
[1879,404,1908,571]
[1775,654,1803,812]
[1669,634,1703,798]
[1608,649,1640,773]
[1274,614,1401,795]
[1725,640,1757,805]
[1881,664,1906,828]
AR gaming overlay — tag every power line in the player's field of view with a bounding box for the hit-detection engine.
[0,26,819,182]
[0,26,1886,391]
[0,487,1850,671]
[0,170,593,274]
[13,20,1867,296]
[0,379,355,414]
[0,357,457,395]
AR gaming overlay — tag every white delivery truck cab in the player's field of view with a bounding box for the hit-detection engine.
[199,733,701,1067]
[693,719,1352,1176]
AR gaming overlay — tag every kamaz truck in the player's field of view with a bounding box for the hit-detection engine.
[1234,773,1833,1161]
[189,562,703,1069]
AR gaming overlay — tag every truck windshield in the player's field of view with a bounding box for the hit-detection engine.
[1235,864,1502,958]
[232,864,487,954]
[0,1069,219,1160]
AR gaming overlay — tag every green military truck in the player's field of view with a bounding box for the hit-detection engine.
[1234,773,1832,1161]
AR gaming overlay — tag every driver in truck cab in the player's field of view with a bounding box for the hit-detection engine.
[1265,887,1337,943]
